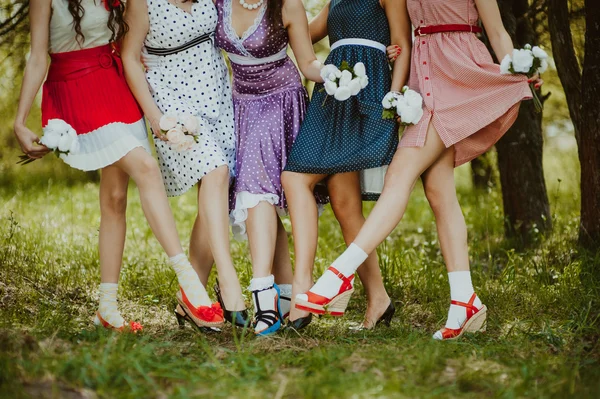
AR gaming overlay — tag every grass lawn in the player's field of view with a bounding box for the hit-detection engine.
[0,145,599,398]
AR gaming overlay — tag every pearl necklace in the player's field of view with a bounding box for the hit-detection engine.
[239,0,264,10]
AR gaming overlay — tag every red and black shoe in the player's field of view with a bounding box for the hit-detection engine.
[295,267,355,316]
[433,293,487,340]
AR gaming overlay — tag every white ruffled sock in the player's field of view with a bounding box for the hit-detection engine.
[440,271,483,332]
[250,275,279,333]
[169,253,212,308]
[97,283,125,328]
[296,243,367,302]
[278,283,292,318]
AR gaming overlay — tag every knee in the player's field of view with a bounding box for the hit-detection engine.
[137,157,162,179]
[102,187,128,216]
[281,171,295,191]
[423,181,454,214]
[207,165,230,184]
[330,198,364,232]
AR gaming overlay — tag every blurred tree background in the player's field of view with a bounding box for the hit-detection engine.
[0,0,596,248]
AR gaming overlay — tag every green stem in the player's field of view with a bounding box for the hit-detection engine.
[529,82,543,113]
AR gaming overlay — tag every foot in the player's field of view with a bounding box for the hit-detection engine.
[289,277,312,321]
[94,312,143,332]
[295,266,355,316]
[361,295,393,329]
[169,254,212,308]
[216,279,246,312]
[433,293,486,340]
[251,283,283,336]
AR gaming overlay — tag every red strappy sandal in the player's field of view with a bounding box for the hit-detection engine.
[433,293,487,340]
[176,287,225,328]
[295,267,355,316]
[94,312,143,333]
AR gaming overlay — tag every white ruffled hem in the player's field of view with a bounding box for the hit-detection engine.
[61,119,151,171]
[230,191,285,240]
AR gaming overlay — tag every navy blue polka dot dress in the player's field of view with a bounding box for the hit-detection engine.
[284,0,398,196]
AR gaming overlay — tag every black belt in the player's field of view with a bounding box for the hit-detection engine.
[145,33,212,56]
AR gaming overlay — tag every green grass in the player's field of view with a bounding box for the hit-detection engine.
[1,144,599,399]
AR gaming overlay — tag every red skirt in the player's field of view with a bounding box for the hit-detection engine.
[42,44,143,134]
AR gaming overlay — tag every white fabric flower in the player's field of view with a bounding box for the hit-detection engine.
[359,75,369,89]
[382,92,399,109]
[159,114,178,131]
[167,127,185,144]
[334,86,352,101]
[58,133,74,152]
[338,70,353,87]
[403,89,423,109]
[499,54,512,75]
[320,64,340,81]
[182,115,199,135]
[353,62,366,78]
[538,59,548,74]
[532,46,548,60]
[511,48,534,73]
[348,78,362,96]
[324,80,338,95]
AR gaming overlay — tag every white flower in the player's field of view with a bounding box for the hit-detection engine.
[45,119,72,135]
[395,95,408,115]
[40,131,60,149]
[532,46,548,60]
[174,135,195,152]
[511,48,534,73]
[159,114,178,131]
[538,59,548,74]
[182,115,199,135]
[403,89,423,109]
[166,127,185,144]
[524,43,532,50]
[400,104,424,125]
[353,62,366,78]
[327,73,338,81]
[324,80,338,95]
[335,69,343,78]
[338,70,353,87]
[334,86,352,101]
[68,137,81,154]
[382,92,399,109]
[57,133,74,152]
[359,75,369,89]
[320,64,340,81]
[499,54,512,75]
[348,78,362,96]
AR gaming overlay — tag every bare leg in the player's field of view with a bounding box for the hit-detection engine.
[421,147,470,272]
[98,165,130,284]
[328,172,390,328]
[281,171,327,321]
[272,217,293,285]
[189,192,214,286]
[198,165,244,311]
[247,202,278,278]
[115,148,184,256]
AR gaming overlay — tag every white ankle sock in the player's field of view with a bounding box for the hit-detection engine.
[296,243,366,302]
[98,283,125,328]
[250,275,279,333]
[278,283,292,318]
[169,253,211,308]
[443,271,482,330]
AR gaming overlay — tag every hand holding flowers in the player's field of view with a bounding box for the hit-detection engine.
[158,114,201,152]
[499,44,547,112]
[320,61,369,104]
[381,86,424,125]
[18,119,81,165]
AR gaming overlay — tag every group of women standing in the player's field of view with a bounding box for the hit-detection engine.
[14,0,541,339]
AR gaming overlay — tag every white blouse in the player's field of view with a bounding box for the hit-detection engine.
[50,0,113,53]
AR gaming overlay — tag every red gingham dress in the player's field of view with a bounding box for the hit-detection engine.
[400,0,533,166]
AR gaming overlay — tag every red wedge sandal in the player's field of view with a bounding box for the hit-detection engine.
[295,267,355,316]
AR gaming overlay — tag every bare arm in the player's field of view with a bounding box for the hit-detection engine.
[284,0,324,83]
[475,0,513,61]
[383,0,411,92]
[13,0,52,158]
[121,0,164,138]
[308,1,329,44]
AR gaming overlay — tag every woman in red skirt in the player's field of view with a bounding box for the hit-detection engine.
[13,0,224,331]
[295,0,544,340]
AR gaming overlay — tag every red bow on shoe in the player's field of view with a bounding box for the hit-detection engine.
[198,303,224,322]
[103,0,121,10]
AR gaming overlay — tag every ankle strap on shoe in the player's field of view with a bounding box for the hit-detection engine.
[328,266,355,290]
[450,293,479,318]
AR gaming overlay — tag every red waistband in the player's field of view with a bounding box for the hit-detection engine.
[414,24,482,36]
[47,44,123,82]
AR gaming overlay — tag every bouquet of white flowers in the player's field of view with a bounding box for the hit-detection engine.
[158,114,201,152]
[320,61,369,104]
[381,86,424,125]
[500,44,548,113]
[18,119,81,165]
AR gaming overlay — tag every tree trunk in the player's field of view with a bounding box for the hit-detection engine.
[549,0,600,248]
[578,0,600,247]
[490,0,552,241]
[471,153,495,190]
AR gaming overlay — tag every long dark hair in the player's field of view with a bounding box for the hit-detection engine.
[67,0,128,45]
[267,0,283,27]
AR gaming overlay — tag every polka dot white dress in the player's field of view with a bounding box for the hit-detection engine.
[144,0,235,196]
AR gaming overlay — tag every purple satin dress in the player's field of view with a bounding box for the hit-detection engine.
[215,0,316,239]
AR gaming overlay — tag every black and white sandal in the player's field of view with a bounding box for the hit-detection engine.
[252,284,283,336]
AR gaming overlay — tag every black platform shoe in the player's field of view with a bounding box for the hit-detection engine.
[174,305,221,334]
[214,281,250,328]
[285,313,313,331]
[349,301,396,331]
